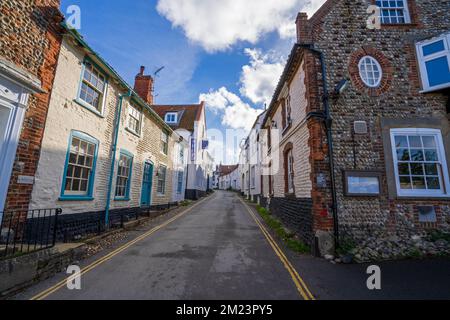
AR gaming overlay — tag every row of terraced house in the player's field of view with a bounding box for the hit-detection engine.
[239,0,450,261]
[0,0,213,242]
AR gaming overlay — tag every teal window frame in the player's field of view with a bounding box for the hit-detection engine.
[75,57,109,117]
[59,130,99,201]
[114,149,134,201]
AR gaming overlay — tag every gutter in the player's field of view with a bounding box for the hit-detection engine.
[299,44,340,251]
[105,90,132,227]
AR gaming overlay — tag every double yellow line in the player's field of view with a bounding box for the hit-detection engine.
[31,196,211,300]
[239,198,315,301]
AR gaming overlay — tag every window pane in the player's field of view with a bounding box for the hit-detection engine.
[425,57,450,87]
[412,177,426,189]
[397,149,410,161]
[425,163,438,175]
[410,149,424,161]
[427,177,441,190]
[398,163,410,175]
[408,136,422,148]
[422,136,437,148]
[410,163,424,175]
[395,136,408,148]
[425,149,439,162]
[422,40,446,57]
[399,176,412,189]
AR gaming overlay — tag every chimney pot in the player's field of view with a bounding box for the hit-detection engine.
[139,66,145,75]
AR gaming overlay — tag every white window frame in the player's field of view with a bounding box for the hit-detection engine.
[376,0,411,24]
[157,164,167,195]
[160,131,169,155]
[127,104,142,135]
[416,33,450,93]
[358,56,383,88]
[390,128,450,198]
[78,61,108,115]
[165,112,178,124]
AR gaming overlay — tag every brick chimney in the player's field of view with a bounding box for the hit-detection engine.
[296,12,311,44]
[134,66,154,104]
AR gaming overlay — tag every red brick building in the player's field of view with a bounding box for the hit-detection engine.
[0,0,63,217]
[262,0,450,260]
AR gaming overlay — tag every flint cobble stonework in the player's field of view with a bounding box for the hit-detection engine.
[1,0,63,212]
[299,0,450,261]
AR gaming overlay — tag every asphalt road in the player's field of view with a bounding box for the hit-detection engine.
[14,191,450,300]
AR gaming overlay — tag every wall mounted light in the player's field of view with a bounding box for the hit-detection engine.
[334,79,349,95]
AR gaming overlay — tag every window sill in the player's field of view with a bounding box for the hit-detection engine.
[59,196,94,202]
[420,83,450,94]
[74,98,104,118]
[394,195,450,201]
[114,197,130,202]
[125,127,141,138]
[379,23,419,28]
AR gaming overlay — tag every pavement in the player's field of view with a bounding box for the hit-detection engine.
[12,191,450,300]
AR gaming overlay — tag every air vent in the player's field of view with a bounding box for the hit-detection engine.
[354,121,368,135]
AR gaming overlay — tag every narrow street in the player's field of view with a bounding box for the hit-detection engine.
[16,191,307,300]
[14,191,450,300]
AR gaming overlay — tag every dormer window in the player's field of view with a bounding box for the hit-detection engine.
[165,112,178,124]
[376,0,411,24]
[416,33,450,92]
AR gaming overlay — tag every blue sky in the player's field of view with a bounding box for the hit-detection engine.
[60,0,324,164]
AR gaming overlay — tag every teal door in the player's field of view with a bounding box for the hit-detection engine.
[141,162,153,207]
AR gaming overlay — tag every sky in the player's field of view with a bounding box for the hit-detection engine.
[60,0,326,164]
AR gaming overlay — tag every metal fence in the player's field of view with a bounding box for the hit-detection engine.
[0,208,62,259]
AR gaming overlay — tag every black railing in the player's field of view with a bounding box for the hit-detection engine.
[0,208,62,259]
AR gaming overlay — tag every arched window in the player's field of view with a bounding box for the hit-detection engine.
[359,56,382,88]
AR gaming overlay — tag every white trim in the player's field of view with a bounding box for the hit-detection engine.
[0,75,31,217]
[165,112,178,124]
[378,0,411,24]
[390,128,450,198]
[358,56,383,88]
[416,32,450,92]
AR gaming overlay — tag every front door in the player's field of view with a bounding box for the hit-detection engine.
[140,162,153,207]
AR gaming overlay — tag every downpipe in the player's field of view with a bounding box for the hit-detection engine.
[301,44,340,252]
[105,90,132,227]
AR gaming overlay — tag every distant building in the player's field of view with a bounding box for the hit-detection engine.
[217,165,240,190]
[152,103,211,200]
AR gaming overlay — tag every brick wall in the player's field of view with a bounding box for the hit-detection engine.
[1,0,63,212]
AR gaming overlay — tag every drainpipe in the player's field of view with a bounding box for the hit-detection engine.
[300,44,340,250]
[105,90,132,227]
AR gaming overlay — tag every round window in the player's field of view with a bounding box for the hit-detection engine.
[358,56,382,88]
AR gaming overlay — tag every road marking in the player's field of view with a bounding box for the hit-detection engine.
[238,197,315,301]
[31,195,212,300]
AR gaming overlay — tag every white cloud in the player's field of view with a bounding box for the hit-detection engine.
[200,87,263,131]
[239,48,285,106]
[156,0,326,52]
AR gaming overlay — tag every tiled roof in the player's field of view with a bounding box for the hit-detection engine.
[218,165,239,177]
[152,103,204,132]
